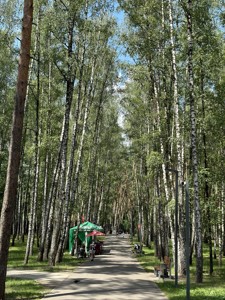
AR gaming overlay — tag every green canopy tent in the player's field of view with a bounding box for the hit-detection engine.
[69,221,104,253]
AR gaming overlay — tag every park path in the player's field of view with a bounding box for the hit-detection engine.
[8,234,168,300]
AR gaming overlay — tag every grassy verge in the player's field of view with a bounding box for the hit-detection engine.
[7,241,84,271]
[6,240,90,299]
[132,240,225,300]
[6,277,47,300]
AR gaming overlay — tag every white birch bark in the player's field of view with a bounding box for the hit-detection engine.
[48,13,75,265]
[168,0,186,275]
[24,9,41,263]
[187,0,203,283]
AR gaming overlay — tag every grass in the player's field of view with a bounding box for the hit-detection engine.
[7,237,225,299]
[6,277,47,300]
[133,240,225,300]
[7,241,84,271]
[6,240,89,299]
[157,280,225,300]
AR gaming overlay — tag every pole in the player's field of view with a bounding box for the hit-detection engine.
[175,170,178,288]
[85,231,88,257]
[185,182,190,300]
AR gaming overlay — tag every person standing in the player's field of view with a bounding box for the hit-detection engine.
[90,241,95,261]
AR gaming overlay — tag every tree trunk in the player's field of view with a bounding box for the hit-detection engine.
[24,8,41,263]
[48,83,74,266]
[222,188,225,257]
[168,0,186,276]
[200,67,213,275]
[187,0,203,283]
[0,1,33,298]
[55,50,84,264]
[38,46,55,262]
[48,15,75,265]
[96,175,105,225]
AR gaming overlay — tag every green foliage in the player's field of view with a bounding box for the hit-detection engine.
[147,151,163,170]
[0,16,18,206]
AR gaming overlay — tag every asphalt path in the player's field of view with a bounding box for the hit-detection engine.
[7,234,168,300]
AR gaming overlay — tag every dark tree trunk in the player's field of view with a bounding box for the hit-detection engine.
[0,1,33,298]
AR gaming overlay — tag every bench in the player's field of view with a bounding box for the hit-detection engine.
[154,256,172,278]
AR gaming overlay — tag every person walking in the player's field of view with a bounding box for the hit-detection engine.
[89,241,95,261]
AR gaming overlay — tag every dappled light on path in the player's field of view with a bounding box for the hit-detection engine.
[7,234,168,299]
[42,234,168,299]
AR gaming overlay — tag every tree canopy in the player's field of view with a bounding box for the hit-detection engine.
[0,1,225,297]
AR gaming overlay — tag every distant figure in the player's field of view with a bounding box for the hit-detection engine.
[79,244,86,258]
[90,241,95,261]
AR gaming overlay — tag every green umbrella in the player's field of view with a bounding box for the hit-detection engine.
[77,221,103,232]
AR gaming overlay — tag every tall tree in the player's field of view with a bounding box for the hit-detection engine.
[24,1,42,264]
[0,0,33,298]
[168,0,186,276]
[186,0,203,283]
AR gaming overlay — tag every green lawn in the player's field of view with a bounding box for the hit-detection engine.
[7,241,84,271]
[134,242,225,300]
[6,277,47,300]
[6,240,85,299]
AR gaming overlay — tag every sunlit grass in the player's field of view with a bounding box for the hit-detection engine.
[6,239,88,298]
[158,280,225,300]
[8,240,84,271]
[133,239,225,300]
[6,277,47,299]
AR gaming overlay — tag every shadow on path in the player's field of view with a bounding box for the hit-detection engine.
[8,234,168,300]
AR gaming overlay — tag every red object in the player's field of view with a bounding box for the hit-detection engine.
[86,230,105,237]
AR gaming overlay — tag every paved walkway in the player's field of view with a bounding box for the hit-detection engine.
[7,234,168,300]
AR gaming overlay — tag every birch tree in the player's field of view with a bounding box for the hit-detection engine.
[186,0,203,283]
[168,0,186,276]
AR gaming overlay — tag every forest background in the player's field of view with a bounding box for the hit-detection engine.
[0,0,225,297]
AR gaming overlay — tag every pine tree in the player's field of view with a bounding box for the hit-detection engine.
[0,1,33,298]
